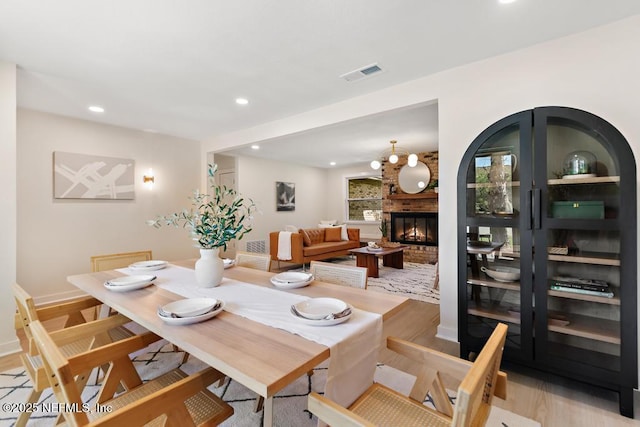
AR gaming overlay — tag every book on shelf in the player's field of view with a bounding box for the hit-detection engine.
[549,276,609,292]
[549,284,614,298]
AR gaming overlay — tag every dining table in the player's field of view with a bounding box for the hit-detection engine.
[67,259,409,427]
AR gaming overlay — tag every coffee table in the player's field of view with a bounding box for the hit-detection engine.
[349,246,406,278]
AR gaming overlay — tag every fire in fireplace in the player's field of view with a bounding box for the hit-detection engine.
[390,212,438,246]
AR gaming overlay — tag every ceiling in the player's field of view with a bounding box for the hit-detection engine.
[2,1,639,168]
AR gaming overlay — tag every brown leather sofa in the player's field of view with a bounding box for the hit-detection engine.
[270,227,360,264]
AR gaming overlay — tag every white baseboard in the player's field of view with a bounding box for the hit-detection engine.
[0,338,21,358]
[436,324,458,343]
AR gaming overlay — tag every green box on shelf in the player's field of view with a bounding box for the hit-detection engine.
[551,201,604,219]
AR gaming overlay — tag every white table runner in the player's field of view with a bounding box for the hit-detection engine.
[118,264,382,410]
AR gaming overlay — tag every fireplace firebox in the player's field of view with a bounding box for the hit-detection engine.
[390,212,438,246]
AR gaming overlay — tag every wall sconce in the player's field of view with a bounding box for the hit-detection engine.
[143,169,155,187]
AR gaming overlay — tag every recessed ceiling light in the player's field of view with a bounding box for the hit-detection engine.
[251,145,260,150]
[88,105,105,113]
[235,98,249,105]
[329,161,336,166]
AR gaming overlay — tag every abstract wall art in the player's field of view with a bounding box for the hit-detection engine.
[53,152,135,199]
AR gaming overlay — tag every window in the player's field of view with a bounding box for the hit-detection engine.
[346,176,382,222]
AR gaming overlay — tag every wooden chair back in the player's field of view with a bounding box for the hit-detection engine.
[235,251,271,271]
[308,323,509,427]
[91,250,152,272]
[13,283,103,355]
[451,323,507,426]
[29,319,232,426]
[309,261,368,289]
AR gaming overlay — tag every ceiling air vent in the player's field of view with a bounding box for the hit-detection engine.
[339,63,383,82]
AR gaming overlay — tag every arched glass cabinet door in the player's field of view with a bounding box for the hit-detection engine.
[459,106,637,418]
[532,107,636,416]
[457,111,534,363]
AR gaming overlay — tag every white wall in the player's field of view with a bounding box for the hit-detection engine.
[0,62,17,355]
[203,15,640,348]
[15,110,202,303]
[232,156,329,252]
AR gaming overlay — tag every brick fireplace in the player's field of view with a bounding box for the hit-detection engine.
[382,151,438,263]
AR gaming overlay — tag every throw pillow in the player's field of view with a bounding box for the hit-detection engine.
[284,225,298,233]
[320,219,337,225]
[300,229,312,246]
[340,224,349,241]
[325,226,342,242]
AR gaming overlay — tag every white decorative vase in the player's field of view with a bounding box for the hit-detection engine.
[195,248,224,287]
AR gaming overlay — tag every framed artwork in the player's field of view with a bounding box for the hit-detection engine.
[276,181,295,211]
[53,151,135,199]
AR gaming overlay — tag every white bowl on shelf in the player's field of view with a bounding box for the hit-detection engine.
[481,266,520,282]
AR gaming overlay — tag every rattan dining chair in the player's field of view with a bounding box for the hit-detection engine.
[12,283,140,427]
[235,251,272,271]
[29,319,234,426]
[308,323,508,427]
[309,261,368,289]
[90,250,153,272]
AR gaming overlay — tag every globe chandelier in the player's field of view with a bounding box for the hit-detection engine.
[370,140,418,170]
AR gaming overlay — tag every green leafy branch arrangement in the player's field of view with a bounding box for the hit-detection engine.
[147,164,256,250]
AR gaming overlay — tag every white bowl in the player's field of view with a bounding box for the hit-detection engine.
[481,266,520,282]
[162,298,219,318]
[292,298,348,320]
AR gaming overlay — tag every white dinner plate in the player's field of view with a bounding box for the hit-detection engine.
[128,260,168,271]
[290,306,352,326]
[270,272,314,289]
[161,297,219,317]
[292,297,348,320]
[104,274,156,292]
[223,258,235,269]
[157,300,225,326]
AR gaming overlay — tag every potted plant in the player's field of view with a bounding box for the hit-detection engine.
[147,163,256,287]
[426,178,439,193]
[379,219,388,244]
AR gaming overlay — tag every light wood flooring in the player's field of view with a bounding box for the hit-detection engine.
[4,300,640,426]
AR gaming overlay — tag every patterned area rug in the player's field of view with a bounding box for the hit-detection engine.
[314,257,439,304]
[0,342,539,427]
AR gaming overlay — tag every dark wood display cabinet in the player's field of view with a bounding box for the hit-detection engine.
[457,106,637,417]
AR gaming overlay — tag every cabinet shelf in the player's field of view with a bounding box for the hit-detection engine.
[547,176,620,186]
[468,307,521,325]
[547,312,620,344]
[548,289,620,305]
[548,252,620,266]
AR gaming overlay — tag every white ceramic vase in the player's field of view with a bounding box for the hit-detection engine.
[194,248,224,287]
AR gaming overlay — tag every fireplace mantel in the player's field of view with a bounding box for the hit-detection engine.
[388,191,437,200]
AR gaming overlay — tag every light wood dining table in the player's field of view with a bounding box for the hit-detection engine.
[67,260,409,427]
